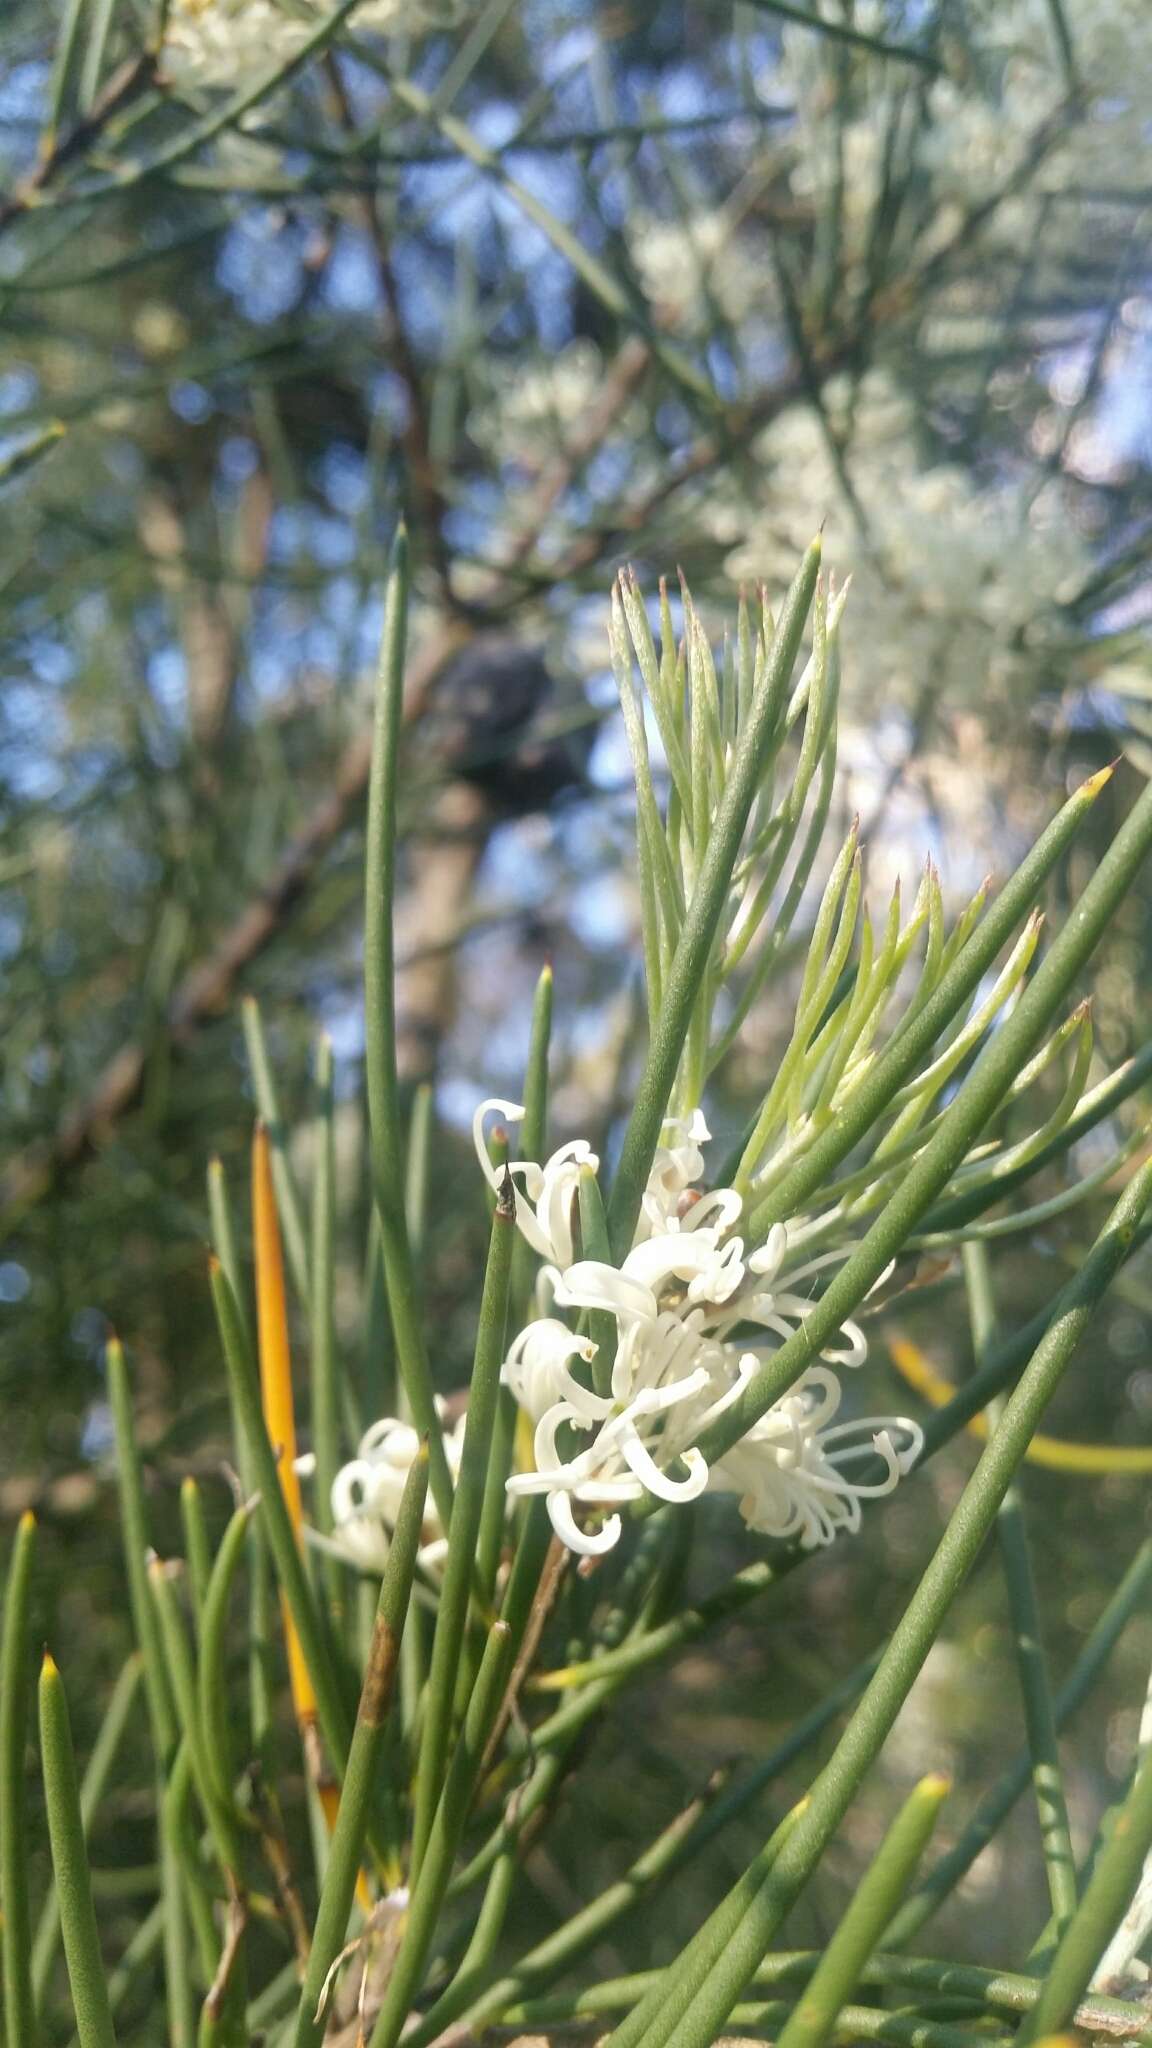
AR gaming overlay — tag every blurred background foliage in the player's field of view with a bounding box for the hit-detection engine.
[2,0,1152,2003]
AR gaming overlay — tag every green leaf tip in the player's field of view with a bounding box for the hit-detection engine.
[917,1772,952,1802]
[1079,760,1118,799]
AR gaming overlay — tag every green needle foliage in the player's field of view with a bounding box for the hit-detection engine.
[773,1774,950,2048]
[6,534,1152,2048]
[38,1657,118,2048]
[1022,1730,1152,2039]
[1,1512,38,2048]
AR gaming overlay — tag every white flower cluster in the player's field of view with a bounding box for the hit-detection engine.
[707,369,1088,718]
[469,342,617,468]
[319,1404,463,1577]
[164,0,464,91]
[627,209,778,338]
[774,0,1152,223]
[320,1102,921,1572]
[473,1100,922,1559]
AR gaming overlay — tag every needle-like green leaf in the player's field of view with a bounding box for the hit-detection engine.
[1,1512,38,2048]
[364,525,455,1525]
[39,1655,119,2048]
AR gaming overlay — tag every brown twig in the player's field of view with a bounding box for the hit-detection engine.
[202,1886,249,2024]
[496,336,654,579]
[490,355,819,602]
[482,1534,569,1776]
[0,50,159,237]
[323,51,458,602]
[247,1763,312,1967]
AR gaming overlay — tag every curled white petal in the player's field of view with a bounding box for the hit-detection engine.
[547,1491,622,1557]
[326,1410,461,1578]
[711,1396,923,1549]
[687,1188,743,1235]
[503,1319,609,1423]
[627,1365,713,1417]
[621,1228,746,1306]
[821,1416,924,1479]
[747,1222,789,1280]
[472,1098,597,1264]
[820,1319,869,1370]
[619,1426,709,1503]
[636,1108,714,1238]
[331,1458,382,1526]
[472,1098,527,1192]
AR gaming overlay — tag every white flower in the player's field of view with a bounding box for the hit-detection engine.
[490,1101,919,1558]
[502,1319,605,1425]
[708,1368,923,1550]
[628,209,776,335]
[636,1111,713,1239]
[322,1404,463,1576]
[505,1313,719,1557]
[555,1209,746,1324]
[707,368,1091,723]
[473,1099,597,1266]
[470,342,610,465]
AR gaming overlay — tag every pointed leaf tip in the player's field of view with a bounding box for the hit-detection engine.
[919,1771,952,1799]
[41,1649,58,1678]
[18,1508,36,1534]
[1080,760,1117,798]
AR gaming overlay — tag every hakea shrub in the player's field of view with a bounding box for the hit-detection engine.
[6,531,1152,2048]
